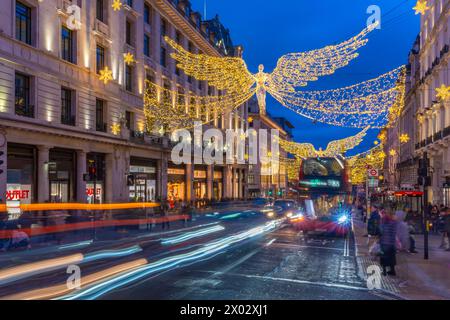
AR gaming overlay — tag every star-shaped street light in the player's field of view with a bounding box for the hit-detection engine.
[413,0,430,15]
[123,52,135,65]
[99,66,113,84]
[436,84,450,101]
[389,149,397,157]
[112,0,122,11]
[400,134,410,144]
[111,123,121,135]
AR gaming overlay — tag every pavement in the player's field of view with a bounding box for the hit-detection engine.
[353,215,450,300]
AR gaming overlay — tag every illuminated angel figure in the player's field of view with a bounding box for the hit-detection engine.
[164,22,379,116]
[278,126,369,158]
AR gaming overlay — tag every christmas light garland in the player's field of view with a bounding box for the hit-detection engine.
[164,23,378,116]
[144,80,255,131]
[278,126,369,158]
[269,66,406,128]
[347,144,386,184]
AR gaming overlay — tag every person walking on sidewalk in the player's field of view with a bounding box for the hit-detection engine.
[395,205,410,252]
[443,209,450,251]
[380,207,398,276]
[367,204,381,248]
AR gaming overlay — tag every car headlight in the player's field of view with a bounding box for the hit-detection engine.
[338,214,348,224]
[286,212,293,218]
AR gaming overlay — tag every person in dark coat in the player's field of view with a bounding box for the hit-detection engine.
[367,204,381,248]
[379,207,398,276]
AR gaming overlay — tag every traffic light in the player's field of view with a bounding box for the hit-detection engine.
[88,162,97,181]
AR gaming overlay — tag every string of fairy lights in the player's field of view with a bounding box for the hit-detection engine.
[269,66,407,128]
[278,126,369,158]
[144,80,256,131]
[267,22,379,92]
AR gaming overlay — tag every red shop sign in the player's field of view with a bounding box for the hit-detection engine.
[5,190,30,201]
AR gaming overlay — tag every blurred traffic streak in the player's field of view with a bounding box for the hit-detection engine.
[161,225,225,245]
[0,223,226,285]
[2,259,148,300]
[0,202,160,213]
[0,215,189,239]
[0,218,282,300]
[0,253,84,285]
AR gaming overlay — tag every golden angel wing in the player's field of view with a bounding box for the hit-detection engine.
[268,23,378,93]
[324,126,370,156]
[164,36,255,94]
[279,139,318,158]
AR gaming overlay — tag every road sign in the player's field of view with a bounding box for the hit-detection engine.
[367,169,379,177]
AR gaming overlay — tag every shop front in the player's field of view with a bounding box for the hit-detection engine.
[194,166,207,200]
[49,148,76,203]
[129,157,157,202]
[85,153,105,204]
[443,179,450,208]
[6,144,36,215]
[213,168,223,201]
[167,164,186,201]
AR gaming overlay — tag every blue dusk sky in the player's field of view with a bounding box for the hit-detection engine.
[190,0,420,156]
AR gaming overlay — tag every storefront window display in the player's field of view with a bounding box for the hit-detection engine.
[129,158,157,202]
[194,167,207,199]
[6,144,35,216]
[168,165,186,201]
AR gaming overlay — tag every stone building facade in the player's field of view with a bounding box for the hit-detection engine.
[0,0,248,205]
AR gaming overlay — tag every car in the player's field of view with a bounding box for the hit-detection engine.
[272,199,299,218]
[291,209,351,237]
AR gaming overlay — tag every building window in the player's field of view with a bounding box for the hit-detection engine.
[95,99,106,132]
[61,88,75,126]
[144,34,150,57]
[161,18,167,37]
[144,4,151,25]
[61,26,75,63]
[15,2,32,45]
[126,20,133,46]
[126,0,133,7]
[96,45,105,74]
[125,65,133,92]
[125,111,134,130]
[96,0,104,22]
[187,42,194,83]
[160,46,167,67]
[15,73,33,118]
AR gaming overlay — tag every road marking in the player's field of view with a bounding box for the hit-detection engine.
[343,236,350,257]
[265,239,277,247]
[204,271,368,292]
[213,248,261,276]
[271,242,345,252]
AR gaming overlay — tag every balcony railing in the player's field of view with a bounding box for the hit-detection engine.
[433,131,443,142]
[444,126,450,138]
[96,122,107,133]
[15,104,34,118]
[61,114,76,126]
[426,136,433,146]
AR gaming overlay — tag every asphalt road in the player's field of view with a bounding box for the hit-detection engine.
[0,205,396,300]
[100,223,388,300]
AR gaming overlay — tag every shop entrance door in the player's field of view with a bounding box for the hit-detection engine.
[50,180,70,203]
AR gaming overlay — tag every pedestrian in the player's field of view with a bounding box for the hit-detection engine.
[161,200,170,230]
[438,209,447,249]
[379,206,398,276]
[407,219,418,253]
[443,209,450,251]
[367,204,381,248]
[395,205,410,252]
